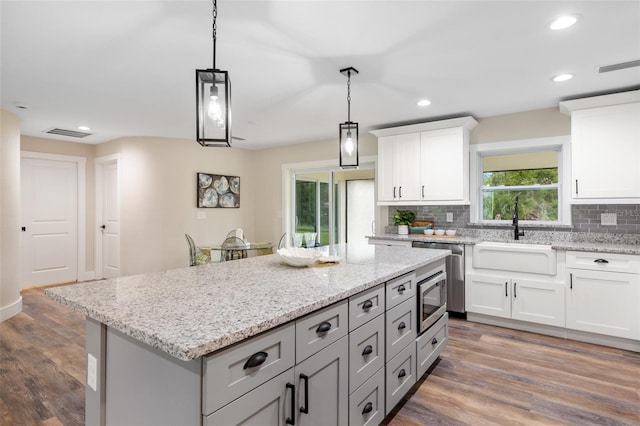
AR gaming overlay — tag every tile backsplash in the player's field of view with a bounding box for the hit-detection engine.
[386,204,640,235]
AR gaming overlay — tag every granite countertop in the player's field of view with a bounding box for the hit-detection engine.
[369,234,640,255]
[46,243,449,361]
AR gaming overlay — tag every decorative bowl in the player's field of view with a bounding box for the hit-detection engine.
[445,229,457,236]
[434,229,445,236]
[424,229,435,235]
[277,247,323,267]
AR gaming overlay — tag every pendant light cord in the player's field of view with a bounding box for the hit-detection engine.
[347,70,351,123]
[212,0,217,70]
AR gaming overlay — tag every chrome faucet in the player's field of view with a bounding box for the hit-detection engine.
[512,196,525,240]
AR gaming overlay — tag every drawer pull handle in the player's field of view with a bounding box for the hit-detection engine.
[362,299,373,310]
[286,383,295,425]
[397,284,406,293]
[243,351,268,369]
[398,369,406,378]
[594,258,609,264]
[316,321,332,334]
[362,402,373,415]
[300,374,309,414]
[398,321,406,330]
[431,337,438,345]
[362,345,373,356]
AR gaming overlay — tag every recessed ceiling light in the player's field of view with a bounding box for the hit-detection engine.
[417,99,431,107]
[549,15,578,30]
[552,73,574,82]
[78,125,91,131]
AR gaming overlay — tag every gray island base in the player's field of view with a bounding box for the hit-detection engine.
[46,243,450,425]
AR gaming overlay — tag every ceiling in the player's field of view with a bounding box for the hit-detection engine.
[2,1,639,150]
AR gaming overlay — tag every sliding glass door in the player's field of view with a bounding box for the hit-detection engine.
[295,173,336,246]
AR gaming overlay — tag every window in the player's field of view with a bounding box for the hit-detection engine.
[469,136,571,225]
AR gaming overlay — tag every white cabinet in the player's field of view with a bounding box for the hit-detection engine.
[466,274,565,327]
[560,91,640,200]
[419,127,469,201]
[566,251,640,340]
[372,117,477,205]
[377,134,421,202]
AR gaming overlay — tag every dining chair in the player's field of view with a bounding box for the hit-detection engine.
[277,233,287,249]
[226,228,245,240]
[185,234,210,266]
[220,236,248,262]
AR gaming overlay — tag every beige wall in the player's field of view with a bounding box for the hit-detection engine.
[472,107,570,144]
[1,110,22,320]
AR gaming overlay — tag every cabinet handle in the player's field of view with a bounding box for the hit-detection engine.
[398,369,406,379]
[299,374,309,414]
[393,187,396,199]
[286,383,295,425]
[575,179,579,195]
[422,185,425,198]
[362,299,373,310]
[505,282,508,297]
[362,345,373,356]
[399,186,402,198]
[243,351,268,369]
[362,402,373,415]
[397,284,406,294]
[594,258,609,264]
[398,321,406,330]
[21,226,26,232]
[316,321,331,334]
[514,282,517,298]
[431,337,438,345]
[570,273,573,290]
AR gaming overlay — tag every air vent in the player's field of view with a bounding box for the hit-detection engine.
[44,128,93,138]
[597,59,640,74]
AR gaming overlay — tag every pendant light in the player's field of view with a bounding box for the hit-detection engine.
[196,0,232,146]
[339,67,359,169]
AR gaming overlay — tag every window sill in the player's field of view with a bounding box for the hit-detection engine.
[467,222,574,231]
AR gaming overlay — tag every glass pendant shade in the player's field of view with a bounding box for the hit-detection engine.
[339,121,359,168]
[196,68,232,147]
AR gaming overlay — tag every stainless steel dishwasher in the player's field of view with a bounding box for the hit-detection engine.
[412,241,465,316]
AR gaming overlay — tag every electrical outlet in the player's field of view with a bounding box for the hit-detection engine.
[197,211,207,220]
[446,212,453,222]
[87,353,97,391]
[601,213,617,226]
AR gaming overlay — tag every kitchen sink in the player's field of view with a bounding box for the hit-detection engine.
[472,241,557,275]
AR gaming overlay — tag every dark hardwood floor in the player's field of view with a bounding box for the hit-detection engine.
[1,287,639,425]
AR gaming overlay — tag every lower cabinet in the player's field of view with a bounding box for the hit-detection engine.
[349,368,385,426]
[204,369,295,425]
[466,274,565,327]
[416,313,448,378]
[385,341,416,415]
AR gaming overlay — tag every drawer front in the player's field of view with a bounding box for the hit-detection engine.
[416,313,448,378]
[349,367,385,426]
[349,284,385,331]
[385,341,416,415]
[386,272,416,310]
[296,300,348,363]
[203,323,295,415]
[567,251,640,274]
[385,298,417,361]
[349,315,385,393]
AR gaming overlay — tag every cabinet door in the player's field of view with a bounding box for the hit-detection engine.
[566,269,640,339]
[204,369,295,426]
[394,133,421,201]
[465,274,511,318]
[511,279,565,327]
[295,336,349,426]
[377,136,396,201]
[572,102,640,199]
[420,127,467,201]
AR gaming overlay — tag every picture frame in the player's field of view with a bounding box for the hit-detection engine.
[197,172,240,208]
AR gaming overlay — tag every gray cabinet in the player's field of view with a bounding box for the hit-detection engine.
[349,314,385,392]
[348,368,385,426]
[416,313,448,378]
[295,336,349,426]
[385,340,416,415]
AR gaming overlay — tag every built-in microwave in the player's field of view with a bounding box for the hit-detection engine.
[418,268,447,334]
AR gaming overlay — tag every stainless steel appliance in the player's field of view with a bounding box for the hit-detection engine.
[412,242,465,315]
[417,265,447,334]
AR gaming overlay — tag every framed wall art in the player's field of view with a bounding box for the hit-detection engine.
[197,172,240,208]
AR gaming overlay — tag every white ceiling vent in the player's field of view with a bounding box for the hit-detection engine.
[597,59,640,74]
[44,127,93,138]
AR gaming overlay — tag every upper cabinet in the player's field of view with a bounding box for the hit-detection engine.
[372,117,477,205]
[560,90,640,201]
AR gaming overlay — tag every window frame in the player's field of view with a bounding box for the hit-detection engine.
[469,136,572,226]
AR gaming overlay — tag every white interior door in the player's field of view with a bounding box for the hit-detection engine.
[96,156,120,279]
[21,157,78,286]
[346,179,374,245]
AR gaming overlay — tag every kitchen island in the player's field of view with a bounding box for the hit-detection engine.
[46,243,450,425]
